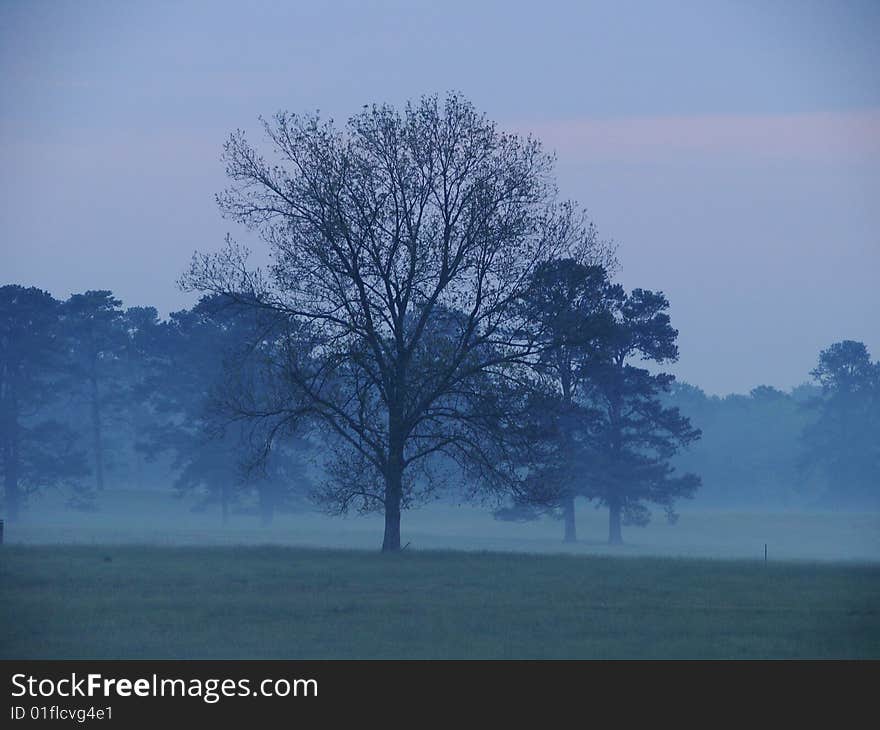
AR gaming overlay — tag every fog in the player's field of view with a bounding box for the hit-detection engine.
[1,1,878,663]
[8,489,880,564]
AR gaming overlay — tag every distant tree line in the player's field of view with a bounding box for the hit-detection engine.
[665,341,880,510]
[2,94,876,548]
[2,278,874,541]
[0,286,311,525]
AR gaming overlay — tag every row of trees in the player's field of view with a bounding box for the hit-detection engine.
[0,270,700,547]
[666,341,880,509]
[0,286,310,525]
[498,261,701,543]
[3,275,872,540]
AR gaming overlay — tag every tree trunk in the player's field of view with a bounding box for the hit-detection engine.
[608,497,623,545]
[560,378,576,544]
[90,375,105,491]
[562,493,577,543]
[382,459,403,552]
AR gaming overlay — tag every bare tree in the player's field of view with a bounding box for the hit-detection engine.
[182,93,613,551]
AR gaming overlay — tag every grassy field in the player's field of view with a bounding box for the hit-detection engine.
[2,545,879,659]
[3,490,879,658]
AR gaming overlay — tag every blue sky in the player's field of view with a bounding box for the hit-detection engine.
[1,0,878,394]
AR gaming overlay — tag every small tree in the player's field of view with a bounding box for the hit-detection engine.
[183,93,612,551]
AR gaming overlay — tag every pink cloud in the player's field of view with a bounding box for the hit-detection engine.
[511,111,880,165]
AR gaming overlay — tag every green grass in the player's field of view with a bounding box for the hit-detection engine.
[2,545,878,659]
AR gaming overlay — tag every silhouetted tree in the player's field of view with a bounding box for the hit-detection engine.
[63,290,127,492]
[515,259,617,541]
[582,289,701,544]
[0,286,88,520]
[139,295,309,525]
[118,305,165,489]
[801,340,879,506]
[183,93,613,551]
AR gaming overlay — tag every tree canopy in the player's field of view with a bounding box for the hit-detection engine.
[801,340,879,507]
[182,93,614,550]
[0,286,88,520]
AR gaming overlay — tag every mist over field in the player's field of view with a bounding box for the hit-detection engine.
[1,1,878,660]
[6,489,880,565]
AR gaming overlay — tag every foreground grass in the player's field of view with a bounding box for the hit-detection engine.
[1,546,878,658]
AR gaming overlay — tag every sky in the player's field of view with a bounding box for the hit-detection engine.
[1,0,878,395]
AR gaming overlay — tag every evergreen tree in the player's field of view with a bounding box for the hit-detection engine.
[139,295,309,524]
[63,290,127,492]
[581,289,701,544]
[801,340,880,507]
[514,258,617,541]
[0,286,88,520]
